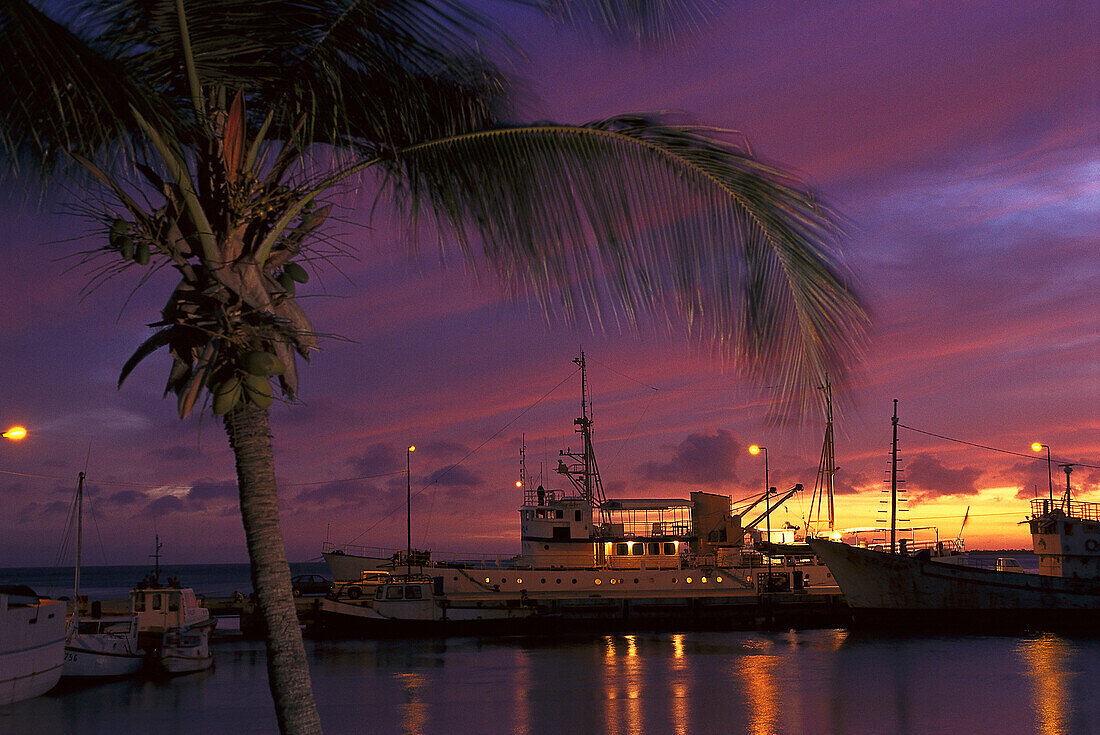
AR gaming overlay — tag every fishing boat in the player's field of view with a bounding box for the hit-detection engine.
[0,586,65,706]
[317,354,847,635]
[808,403,1100,630]
[62,472,144,678]
[130,544,215,675]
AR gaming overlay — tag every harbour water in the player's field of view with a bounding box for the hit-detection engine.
[3,629,1099,734]
[5,560,1098,734]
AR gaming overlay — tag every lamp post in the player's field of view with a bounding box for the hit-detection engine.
[749,445,771,546]
[406,445,416,569]
[1032,442,1053,504]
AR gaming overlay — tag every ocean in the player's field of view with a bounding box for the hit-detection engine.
[5,559,1098,735]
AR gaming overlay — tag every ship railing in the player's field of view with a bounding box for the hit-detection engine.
[323,542,516,569]
[1031,498,1100,522]
[322,541,402,559]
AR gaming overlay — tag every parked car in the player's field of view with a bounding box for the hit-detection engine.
[336,571,391,600]
[291,574,333,597]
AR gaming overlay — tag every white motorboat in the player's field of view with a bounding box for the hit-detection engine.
[131,578,215,675]
[0,586,65,706]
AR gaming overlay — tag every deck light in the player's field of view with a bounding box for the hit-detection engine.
[2,426,27,441]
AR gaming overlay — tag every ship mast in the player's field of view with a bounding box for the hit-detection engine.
[890,399,899,554]
[556,353,608,515]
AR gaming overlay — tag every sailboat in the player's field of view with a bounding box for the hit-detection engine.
[61,472,145,678]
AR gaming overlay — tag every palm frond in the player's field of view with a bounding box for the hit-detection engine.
[0,1,144,180]
[542,0,713,45]
[385,113,868,415]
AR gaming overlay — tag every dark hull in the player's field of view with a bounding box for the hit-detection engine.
[308,592,848,638]
[808,538,1100,632]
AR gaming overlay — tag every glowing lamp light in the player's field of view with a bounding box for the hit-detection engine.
[748,444,761,455]
[1031,442,1043,453]
[515,480,523,488]
[3,426,27,441]
[408,445,416,453]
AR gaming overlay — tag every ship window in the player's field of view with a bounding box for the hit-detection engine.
[556,579,562,584]
[571,579,577,584]
[631,543,644,556]
[134,597,145,612]
[671,578,678,584]
[386,587,404,600]
[540,578,546,584]
[151,594,162,611]
[1064,523,1074,536]
[594,578,602,585]
[685,577,693,584]
[543,545,550,551]
[405,586,422,599]
[553,527,570,540]
[634,578,640,584]
[575,510,583,521]
[169,596,179,612]
[663,542,677,555]
[616,543,629,556]
[716,577,723,583]
[647,543,660,555]
[375,588,384,600]
[701,577,708,583]
[555,510,564,519]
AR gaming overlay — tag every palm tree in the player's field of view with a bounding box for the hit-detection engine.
[0,1,867,731]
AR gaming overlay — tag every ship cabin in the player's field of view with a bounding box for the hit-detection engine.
[1029,499,1100,579]
[518,489,746,570]
[130,585,208,634]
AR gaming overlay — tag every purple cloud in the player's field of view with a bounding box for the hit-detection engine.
[637,429,742,487]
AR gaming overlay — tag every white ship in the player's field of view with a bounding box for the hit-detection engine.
[317,355,846,634]
[0,586,65,706]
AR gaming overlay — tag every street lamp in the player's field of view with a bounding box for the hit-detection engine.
[1031,442,1053,503]
[3,426,28,441]
[407,445,416,570]
[748,445,771,546]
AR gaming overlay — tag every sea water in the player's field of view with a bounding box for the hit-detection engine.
[5,561,1098,735]
[3,630,1099,734]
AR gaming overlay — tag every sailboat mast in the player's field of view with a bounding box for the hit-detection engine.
[74,471,84,620]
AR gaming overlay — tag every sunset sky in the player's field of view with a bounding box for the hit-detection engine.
[1,0,1096,567]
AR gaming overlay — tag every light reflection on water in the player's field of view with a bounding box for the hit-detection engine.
[3,630,1099,734]
[1020,634,1074,735]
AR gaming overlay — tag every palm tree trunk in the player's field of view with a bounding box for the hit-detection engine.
[224,402,323,734]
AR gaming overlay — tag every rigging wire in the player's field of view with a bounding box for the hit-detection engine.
[898,423,1098,468]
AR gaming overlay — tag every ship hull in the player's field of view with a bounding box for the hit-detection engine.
[808,538,1100,631]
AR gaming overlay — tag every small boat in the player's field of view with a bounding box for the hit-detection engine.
[62,472,144,678]
[0,585,65,705]
[63,615,143,678]
[131,572,215,675]
[808,404,1100,630]
[319,575,540,636]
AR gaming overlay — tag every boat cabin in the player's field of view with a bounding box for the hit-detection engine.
[130,587,208,633]
[1029,499,1100,578]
